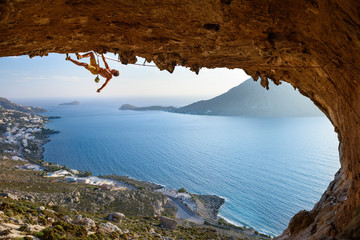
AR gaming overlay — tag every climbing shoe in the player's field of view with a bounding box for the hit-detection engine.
[65,53,70,60]
[76,53,82,60]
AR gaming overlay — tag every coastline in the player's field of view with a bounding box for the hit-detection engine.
[0,108,227,221]
[0,105,272,239]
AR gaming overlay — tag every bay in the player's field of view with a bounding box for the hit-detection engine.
[41,100,339,236]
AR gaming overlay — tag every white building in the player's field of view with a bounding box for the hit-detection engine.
[46,170,72,177]
[17,164,43,171]
[12,156,25,161]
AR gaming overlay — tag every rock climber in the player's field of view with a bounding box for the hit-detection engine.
[66,52,119,93]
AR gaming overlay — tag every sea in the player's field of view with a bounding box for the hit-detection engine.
[21,98,340,236]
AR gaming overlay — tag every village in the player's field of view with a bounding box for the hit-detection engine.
[0,107,48,159]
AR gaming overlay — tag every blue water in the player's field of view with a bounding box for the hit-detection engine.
[41,101,339,236]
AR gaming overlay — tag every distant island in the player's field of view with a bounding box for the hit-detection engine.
[0,97,47,113]
[120,78,323,117]
[119,104,177,112]
[60,100,81,106]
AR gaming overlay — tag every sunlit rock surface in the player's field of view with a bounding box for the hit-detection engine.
[1,1,360,239]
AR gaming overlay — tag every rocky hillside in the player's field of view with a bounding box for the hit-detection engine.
[0,157,271,240]
[0,158,173,218]
[0,97,46,114]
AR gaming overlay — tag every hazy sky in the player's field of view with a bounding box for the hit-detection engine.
[0,53,250,105]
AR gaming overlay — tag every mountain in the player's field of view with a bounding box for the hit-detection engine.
[59,101,81,106]
[175,79,323,117]
[120,79,323,117]
[0,97,47,113]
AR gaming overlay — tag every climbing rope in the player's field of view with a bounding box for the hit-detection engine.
[93,52,336,70]
[94,53,157,67]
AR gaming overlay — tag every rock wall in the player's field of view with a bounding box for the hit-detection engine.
[1,0,360,239]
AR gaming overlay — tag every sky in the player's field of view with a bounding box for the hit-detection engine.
[0,53,250,106]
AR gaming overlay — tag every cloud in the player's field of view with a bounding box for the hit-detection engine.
[50,75,85,82]
[8,56,24,59]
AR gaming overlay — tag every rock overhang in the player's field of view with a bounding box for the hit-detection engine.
[1,0,360,239]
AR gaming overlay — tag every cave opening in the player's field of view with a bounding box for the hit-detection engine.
[0,54,342,237]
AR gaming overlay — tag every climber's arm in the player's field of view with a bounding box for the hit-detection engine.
[102,54,110,69]
[96,76,113,93]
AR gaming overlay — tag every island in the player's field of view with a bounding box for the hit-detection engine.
[119,104,176,112]
[59,100,81,106]
[120,79,323,117]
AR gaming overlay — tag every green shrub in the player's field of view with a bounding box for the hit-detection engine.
[40,228,62,240]
[88,232,106,239]
[79,171,92,177]
[109,231,120,238]
[178,187,187,193]
[0,229,11,236]
[53,225,64,232]
[0,202,11,210]
[51,221,87,238]
[34,231,44,238]
[218,217,226,225]
[38,216,47,225]
[19,225,30,232]
[5,209,14,217]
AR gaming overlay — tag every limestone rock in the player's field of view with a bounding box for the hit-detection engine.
[72,215,82,224]
[0,193,18,200]
[36,206,45,212]
[63,215,72,223]
[47,217,55,224]
[69,208,78,213]
[80,217,96,229]
[107,212,125,222]
[99,222,122,234]
[73,214,82,224]
[160,216,178,230]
